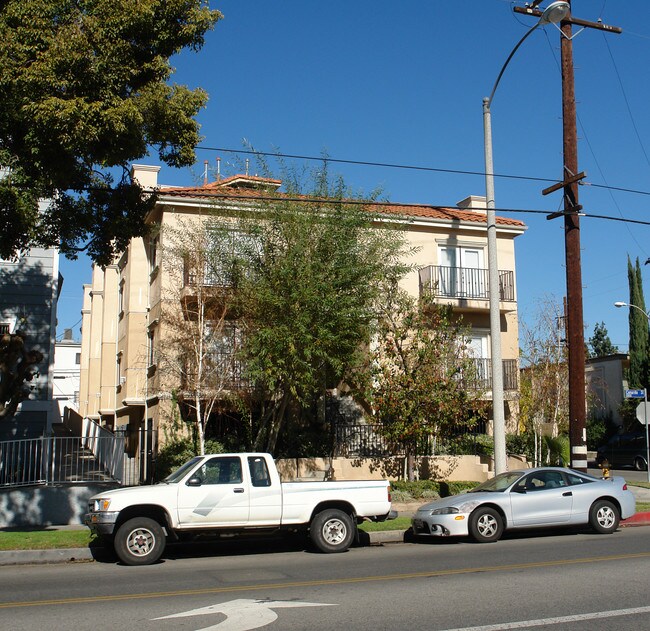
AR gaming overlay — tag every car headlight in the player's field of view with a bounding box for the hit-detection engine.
[430,507,460,515]
[93,498,111,511]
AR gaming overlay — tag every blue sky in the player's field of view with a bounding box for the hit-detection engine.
[57,0,650,352]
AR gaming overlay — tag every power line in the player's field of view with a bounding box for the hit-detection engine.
[196,145,650,199]
[173,190,650,227]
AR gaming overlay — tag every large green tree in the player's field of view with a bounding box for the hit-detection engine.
[0,330,43,421]
[627,256,648,389]
[587,322,619,358]
[229,165,411,454]
[0,0,221,265]
[364,286,485,480]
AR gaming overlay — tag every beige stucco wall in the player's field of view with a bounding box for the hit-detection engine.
[275,455,530,482]
[78,168,525,457]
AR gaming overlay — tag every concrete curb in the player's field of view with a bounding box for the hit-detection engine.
[0,547,94,566]
[620,511,650,527]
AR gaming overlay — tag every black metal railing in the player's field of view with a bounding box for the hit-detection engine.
[468,358,518,391]
[419,265,515,302]
[333,423,490,458]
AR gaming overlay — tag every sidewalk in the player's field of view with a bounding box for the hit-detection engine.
[1,486,649,567]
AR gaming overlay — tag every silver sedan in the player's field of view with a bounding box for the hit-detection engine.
[411,467,636,543]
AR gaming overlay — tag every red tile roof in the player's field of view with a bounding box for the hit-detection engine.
[159,177,525,228]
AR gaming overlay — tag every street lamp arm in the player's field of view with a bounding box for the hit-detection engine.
[486,24,540,108]
[614,301,650,320]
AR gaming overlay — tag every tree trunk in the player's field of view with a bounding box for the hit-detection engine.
[266,393,289,454]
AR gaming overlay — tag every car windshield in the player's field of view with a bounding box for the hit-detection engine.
[468,471,524,493]
[161,456,204,483]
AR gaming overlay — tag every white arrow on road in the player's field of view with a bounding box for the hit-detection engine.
[154,598,336,631]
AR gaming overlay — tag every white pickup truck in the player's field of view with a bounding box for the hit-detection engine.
[85,452,394,565]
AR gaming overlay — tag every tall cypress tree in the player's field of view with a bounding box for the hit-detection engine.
[627,256,649,388]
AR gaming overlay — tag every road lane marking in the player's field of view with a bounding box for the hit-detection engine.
[1,551,649,610]
[440,605,650,630]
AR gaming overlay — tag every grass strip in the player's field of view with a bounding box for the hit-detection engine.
[0,529,95,551]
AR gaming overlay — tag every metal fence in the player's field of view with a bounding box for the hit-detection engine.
[0,433,142,489]
[334,423,489,458]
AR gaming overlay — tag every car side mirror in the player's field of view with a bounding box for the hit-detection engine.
[512,486,527,494]
[186,477,202,487]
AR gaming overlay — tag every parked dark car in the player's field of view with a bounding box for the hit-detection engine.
[596,432,648,471]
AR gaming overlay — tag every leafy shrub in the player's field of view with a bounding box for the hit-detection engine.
[390,479,479,500]
[437,434,493,456]
[506,432,537,463]
[154,438,224,481]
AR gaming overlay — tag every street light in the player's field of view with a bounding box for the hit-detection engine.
[614,301,650,482]
[484,1,570,474]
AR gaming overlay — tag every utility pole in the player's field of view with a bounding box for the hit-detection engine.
[514,2,620,472]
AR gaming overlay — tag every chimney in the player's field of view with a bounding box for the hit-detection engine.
[131,164,161,190]
[64,328,73,340]
[456,195,487,213]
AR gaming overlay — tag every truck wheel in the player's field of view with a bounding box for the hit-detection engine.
[469,507,503,543]
[114,517,166,565]
[310,509,355,553]
[589,500,619,534]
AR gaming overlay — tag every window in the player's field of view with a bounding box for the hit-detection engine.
[75,353,81,365]
[118,280,125,316]
[197,456,243,485]
[566,472,592,486]
[248,456,271,487]
[149,235,159,272]
[148,329,156,367]
[516,471,567,492]
[438,245,486,298]
[0,323,10,335]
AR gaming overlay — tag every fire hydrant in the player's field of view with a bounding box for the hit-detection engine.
[599,460,610,479]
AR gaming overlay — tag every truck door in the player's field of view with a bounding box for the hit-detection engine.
[247,455,282,525]
[177,455,250,527]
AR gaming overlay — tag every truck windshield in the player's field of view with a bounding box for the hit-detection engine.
[162,456,204,483]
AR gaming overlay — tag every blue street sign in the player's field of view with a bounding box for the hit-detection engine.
[625,389,645,398]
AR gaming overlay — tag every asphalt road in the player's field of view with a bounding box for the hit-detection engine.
[587,467,649,483]
[1,526,649,631]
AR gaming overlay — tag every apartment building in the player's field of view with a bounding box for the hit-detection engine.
[0,243,61,439]
[52,328,82,418]
[77,165,526,470]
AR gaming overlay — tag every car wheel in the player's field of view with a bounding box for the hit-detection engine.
[310,509,355,553]
[589,500,620,534]
[114,517,166,566]
[469,507,503,543]
[634,456,648,472]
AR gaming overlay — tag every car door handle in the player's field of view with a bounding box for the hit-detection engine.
[562,491,572,497]
[233,488,245,493]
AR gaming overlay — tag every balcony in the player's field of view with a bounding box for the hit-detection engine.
[419,265,515,311]
[180,265,236,316]
[469,358,519,392]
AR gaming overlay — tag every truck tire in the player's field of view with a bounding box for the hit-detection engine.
[310,509,355,553]
[114,517,166,566]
